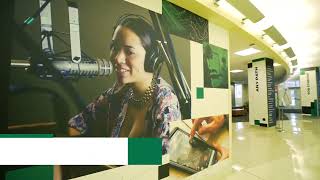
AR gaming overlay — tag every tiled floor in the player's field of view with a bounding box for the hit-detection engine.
[72,113,320,180]
[226,113,320,180]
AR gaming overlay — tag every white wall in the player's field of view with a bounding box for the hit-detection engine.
[190,21,230,117]
[190,41,230,117]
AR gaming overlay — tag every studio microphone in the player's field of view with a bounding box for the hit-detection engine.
[11,57,113,78]
[51,57,113,78]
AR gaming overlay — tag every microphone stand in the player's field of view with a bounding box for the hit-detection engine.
[12,19,86,111]
[149,11,191,119]
[12,0,101,111]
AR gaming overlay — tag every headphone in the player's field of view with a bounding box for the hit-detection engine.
[112,14,160,73]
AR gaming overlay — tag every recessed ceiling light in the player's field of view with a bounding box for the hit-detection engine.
[234,47,261,56]
[230,69,244,73]
[273,63,281,66]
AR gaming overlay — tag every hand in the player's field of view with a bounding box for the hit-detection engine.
[212,142,229,161]
[189,115,225,140]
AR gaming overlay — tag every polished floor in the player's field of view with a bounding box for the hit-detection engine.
[71,113,320,180]
[226,113,320,180]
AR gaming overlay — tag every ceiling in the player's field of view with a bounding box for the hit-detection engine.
[171,0,291,84]
[229,27,287,84]
[250,0,320,69]
[228,0,320,82]
[176,0,320,84]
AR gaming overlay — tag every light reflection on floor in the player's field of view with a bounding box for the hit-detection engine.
[226,113,320,180]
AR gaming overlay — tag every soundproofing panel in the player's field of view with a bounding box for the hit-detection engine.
[226,0,264,23]
[284,47,295,58]
[291,59,298,66]
[264,26,287,45]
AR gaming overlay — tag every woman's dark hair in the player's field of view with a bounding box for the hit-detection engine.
[111,14,159,72]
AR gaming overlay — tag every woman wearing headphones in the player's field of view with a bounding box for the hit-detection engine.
[67,14,181,154]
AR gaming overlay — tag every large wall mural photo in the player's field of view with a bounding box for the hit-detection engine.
[8,0,231,179]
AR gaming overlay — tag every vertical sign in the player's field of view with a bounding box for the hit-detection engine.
[317,68,320,116]
[300,68,320,115]
[248,58,275,127]
[266,59,276,126]
[248,63,254,125]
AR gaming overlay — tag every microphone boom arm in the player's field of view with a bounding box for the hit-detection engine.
[149,11,191,118]
[156,41,188,103]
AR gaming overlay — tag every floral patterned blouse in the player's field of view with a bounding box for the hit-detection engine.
[68,78,181,154]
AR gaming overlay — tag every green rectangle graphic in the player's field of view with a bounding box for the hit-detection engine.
[6,166,53,180]
[128,138,162,165]
[196,87,204,99]
[0,134,53,138]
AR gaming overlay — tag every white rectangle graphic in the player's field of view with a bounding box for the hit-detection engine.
[0,138,128,165]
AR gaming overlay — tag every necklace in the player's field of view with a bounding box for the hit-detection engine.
[128,78,157,108]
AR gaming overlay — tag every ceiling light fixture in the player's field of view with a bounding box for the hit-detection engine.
[283,47,296,58]
[226,0,264,23]
[234,46,261,56]
[273,63,281,66]
[291,59,298,66]
[264,26,287,46]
